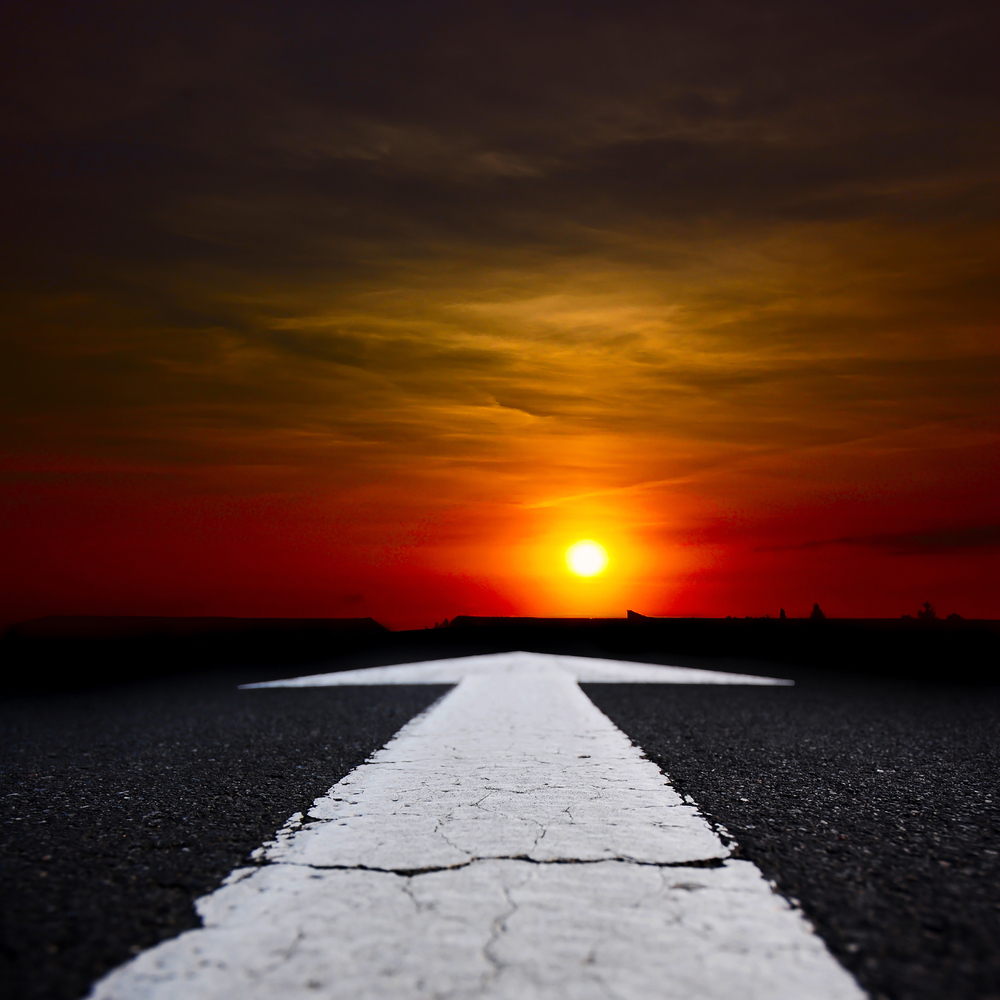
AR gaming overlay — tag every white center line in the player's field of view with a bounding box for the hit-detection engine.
[89,652,864,1000]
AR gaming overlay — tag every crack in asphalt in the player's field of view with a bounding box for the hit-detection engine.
[250,854,729,877]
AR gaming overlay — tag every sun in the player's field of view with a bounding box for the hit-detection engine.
[565,539,609,577]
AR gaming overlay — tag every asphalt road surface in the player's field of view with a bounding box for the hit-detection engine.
[1,656,998,1000]
[585,664,1000,1000]
[0,669,448,1000]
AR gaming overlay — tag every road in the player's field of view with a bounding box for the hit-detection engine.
[1,653,998,999]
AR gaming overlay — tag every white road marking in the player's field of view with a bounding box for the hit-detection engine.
[240,650,794,687]
[90,652,863,1000]
[258,664,725,870]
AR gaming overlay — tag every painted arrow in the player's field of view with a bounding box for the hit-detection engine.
[89,652,864,1000]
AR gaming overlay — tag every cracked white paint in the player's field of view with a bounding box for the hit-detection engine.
[260,664,724,869]
[89,652,864,1000]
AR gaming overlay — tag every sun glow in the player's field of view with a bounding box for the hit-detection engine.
[565,539,609,577]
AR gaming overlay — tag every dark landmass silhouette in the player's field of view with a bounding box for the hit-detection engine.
[2,611,998,695]
[7,616,387,641]
[0,617,386,695]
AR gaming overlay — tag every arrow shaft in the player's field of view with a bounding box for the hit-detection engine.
[264,665,725,870]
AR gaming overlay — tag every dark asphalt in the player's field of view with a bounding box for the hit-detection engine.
[0,670,447,1000]
[1,657,998,1000]
[586,663,1000,1000]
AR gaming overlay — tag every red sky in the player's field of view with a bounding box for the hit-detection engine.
[2,2,998,628]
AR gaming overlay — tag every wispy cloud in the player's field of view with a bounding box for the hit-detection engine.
[1,2,998,620]
[756,526,1000,555]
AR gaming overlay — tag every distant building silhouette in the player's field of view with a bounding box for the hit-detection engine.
[810,603,826,620]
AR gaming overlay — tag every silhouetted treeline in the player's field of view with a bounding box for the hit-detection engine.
[2,612,997,694]
[448,614,999,681]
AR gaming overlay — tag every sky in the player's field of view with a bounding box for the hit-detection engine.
[2,1,998,628]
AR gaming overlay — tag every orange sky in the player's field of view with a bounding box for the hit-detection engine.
[2,2,998,628]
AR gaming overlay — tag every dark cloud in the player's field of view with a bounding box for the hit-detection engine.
[756,526,1000,555]
[1,1,998,620]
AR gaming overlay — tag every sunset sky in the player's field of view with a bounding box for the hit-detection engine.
[2,1,998,628]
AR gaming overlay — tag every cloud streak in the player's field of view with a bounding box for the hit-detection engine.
[756,526,1000,556]
[1,1,998,623]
